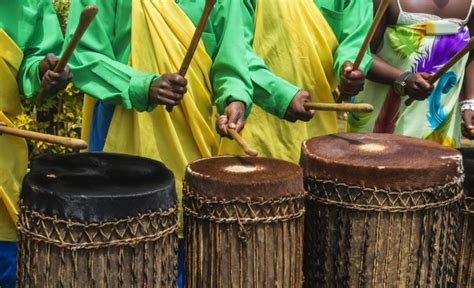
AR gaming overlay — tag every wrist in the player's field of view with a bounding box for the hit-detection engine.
[393,72,413,96]
[461,99,474,112]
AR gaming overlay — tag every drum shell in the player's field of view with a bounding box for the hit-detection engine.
[183,156,305,288]
[301,134,463,287]
[17,206,178,287]
[457,148,474,287]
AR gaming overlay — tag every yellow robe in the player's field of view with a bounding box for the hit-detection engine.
[219,0,339,163]
[0,29,28,241]
[102,0,217,234]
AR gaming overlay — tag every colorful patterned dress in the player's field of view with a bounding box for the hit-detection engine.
[348,1,473,148]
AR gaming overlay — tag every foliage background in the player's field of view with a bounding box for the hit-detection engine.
[13,0,83,157]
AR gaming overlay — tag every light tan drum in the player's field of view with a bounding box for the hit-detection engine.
[183,156,305,287]
[300,133,464,287]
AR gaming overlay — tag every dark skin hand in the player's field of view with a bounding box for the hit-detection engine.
[340,61,366,96]
[216,101,246,137]
[284,90,315,122]
[39,53,72,94]
[369,0,470,101]
[148,73,188,106]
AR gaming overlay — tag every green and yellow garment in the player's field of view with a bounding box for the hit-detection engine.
[67,0,254,233]
[0,1,64,241]
[219,0,374,163]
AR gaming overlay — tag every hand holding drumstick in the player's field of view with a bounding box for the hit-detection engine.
[216,103,258,157]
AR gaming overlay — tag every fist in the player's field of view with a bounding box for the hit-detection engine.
[39,53,72,94]
[149,73,188,106]
[406,72,434,101]
[216,101,246,137]
[284,90,315,122]
[340,61,366,97]
[462,109,474,140]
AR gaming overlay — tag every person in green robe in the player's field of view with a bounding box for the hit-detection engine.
[0,1,71,287]
[217,0,373,161]
[217,0,374,137]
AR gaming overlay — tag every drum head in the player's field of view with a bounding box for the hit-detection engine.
[185,156,303,200]
[301,133,462,190]
[21,153,176,223]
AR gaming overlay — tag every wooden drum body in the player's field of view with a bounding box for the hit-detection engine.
[300,133,464,287]
[17,153,179,287]
[183,156,305,287]
[458,148,474,287]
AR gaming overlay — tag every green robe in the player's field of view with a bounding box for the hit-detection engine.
[242,0,374,118]
[0,0,64,99]
[66,0,253,115]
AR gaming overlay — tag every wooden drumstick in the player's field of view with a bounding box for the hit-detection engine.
[166,0,217,112]
[303,102,374,113]
[36,5,99,105]
[337,0,389,103]
[405,37,474,106]
[0,123,88,150]
[227,129,258,157]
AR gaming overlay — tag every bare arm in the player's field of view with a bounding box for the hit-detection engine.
[461,16,474,138]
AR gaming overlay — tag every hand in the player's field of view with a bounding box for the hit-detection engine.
[462,109,474,140]
[149,73,188,106]
[406,72,434,101]
[340,61,366,96]
[216,101,246,137]
[39,53,72,94]
[284,90,315,122]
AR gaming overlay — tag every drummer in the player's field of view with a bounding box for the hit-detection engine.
[0,1,71,287]
[65,0,256,285]
[216,0,374,163]
[348,0,474,148]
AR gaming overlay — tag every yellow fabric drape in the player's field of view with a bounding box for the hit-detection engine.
[103,0,217,234]
[0,29,28,241]
[219,0,339,163]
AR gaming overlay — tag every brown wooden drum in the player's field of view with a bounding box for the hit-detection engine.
[17,153,178,287]
[183,156,305,287]
[300,133,464,287]
[457,148,474,287]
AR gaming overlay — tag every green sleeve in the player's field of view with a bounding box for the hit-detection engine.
[241,0,299,119]
[66,0,157,112]
[210,1,254,118]
[316,0,374,80]
[18,0,64,99]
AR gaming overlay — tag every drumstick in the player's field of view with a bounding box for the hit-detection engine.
[0,124,88,150]
[227,129,258,157]
[303,102,374,113]
[166,0,217,112]
[337,0,390,103]
[406,37,474,106]
[36,5,99,105]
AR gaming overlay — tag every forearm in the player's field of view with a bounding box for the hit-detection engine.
[367,54,403,85]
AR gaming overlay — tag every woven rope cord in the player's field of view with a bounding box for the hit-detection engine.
[18,206,178,250]
[183,185,306,224]
[462,196,474,215]
[305,176,464,212]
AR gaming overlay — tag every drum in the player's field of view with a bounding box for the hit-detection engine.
[17,153,178,287]
[457,148,474,287]
[183,156,305,287]
[300,133,464,287]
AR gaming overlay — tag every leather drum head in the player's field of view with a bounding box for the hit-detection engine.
[300,133,462,190]
[184,156,304,200]
[21,153,176,223]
